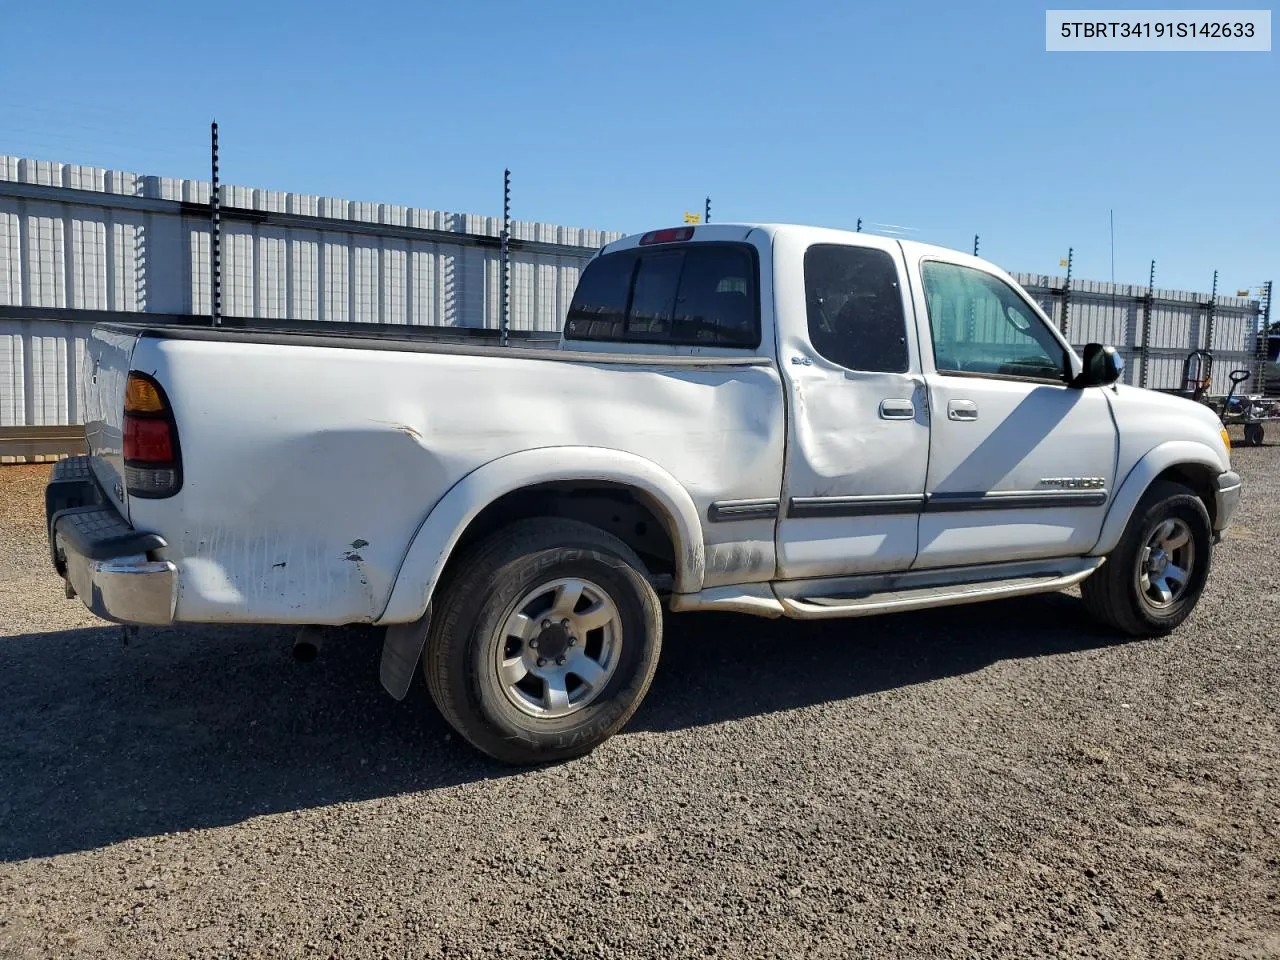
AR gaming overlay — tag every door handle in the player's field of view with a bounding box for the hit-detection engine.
[879,398,916,420]
[947,399,979,421]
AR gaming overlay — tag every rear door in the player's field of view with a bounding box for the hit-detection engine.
[774,232,930,579]
[906,255,1118,569]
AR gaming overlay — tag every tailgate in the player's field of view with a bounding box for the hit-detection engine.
[83,326,141,520]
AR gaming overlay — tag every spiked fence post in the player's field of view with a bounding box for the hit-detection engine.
[500,168,511,347]
[1258,280,1273,390]
[1203,268,1223,389]
[210,121,221,328]
[1061,247,1074,341]
[1140,260,1155,388]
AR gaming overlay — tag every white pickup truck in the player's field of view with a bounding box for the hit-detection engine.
[46,223,1241,763]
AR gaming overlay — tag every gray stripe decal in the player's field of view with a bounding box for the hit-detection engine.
[707,499,780,522]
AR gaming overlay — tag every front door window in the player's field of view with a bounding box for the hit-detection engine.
[921,261,1068,383]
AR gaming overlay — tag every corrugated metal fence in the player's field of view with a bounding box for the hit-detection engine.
[1015,274,1260,392]
[0,155,621,327]
[0,155,623,459]
[0,153,1265,462]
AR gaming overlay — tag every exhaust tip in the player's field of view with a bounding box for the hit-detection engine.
[293,626,325,663]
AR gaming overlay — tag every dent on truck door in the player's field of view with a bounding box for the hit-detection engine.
[912,259,1118,569]
[775,238,930,578]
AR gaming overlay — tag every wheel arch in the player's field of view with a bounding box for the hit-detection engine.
[378,446,706,627]
[1090,441,1225,556]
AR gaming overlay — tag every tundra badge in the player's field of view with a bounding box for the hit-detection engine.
[1039,477,1106,489]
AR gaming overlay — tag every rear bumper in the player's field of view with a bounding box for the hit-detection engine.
[1214,469,1242,536]
[47,456,177,626]
[58,545,178,625]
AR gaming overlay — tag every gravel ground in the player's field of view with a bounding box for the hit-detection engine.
[0,446,1277,959]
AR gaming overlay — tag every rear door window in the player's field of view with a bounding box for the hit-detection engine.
[565,243,759,348]
[804,244,910,373]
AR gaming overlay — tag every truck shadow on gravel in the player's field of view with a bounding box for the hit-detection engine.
[0,593,1121,861]
[638,592,1123,731]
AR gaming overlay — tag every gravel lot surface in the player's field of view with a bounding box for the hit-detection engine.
[1,446,1277,959]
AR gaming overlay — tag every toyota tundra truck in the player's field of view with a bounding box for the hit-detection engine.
[45,223,1242,764]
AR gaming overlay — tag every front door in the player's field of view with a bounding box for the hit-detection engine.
[907,257,1118,569]
[774,234,931,579]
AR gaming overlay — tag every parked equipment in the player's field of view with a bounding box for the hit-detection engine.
[1208,370,1280,446]
[1163,350,1280,446]
[1177,349,1215,402]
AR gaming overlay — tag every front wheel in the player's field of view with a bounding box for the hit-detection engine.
[422,518,662,765]
[1081,481,1212,637]
[1244,422,1264,446]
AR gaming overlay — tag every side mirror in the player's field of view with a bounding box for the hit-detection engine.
[1072,343,1124,388]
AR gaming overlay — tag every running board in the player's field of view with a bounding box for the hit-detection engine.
[778,559,1104,620]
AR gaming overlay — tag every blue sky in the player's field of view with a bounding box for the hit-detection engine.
[1,0,1275,295]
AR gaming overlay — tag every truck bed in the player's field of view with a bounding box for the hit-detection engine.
[82,323,786,627]
[100,322,774,369]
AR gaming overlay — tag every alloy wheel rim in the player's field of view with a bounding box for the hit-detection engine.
[494,577,622,719]
[1137,518,1195,609]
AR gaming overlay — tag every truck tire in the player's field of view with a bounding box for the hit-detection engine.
[1081,480,1212,637]
[422,517,663,765]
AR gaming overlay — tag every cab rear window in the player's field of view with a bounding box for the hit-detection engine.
[565,243,760,348]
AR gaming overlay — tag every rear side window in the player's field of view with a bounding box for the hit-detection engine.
[804,244,909,373]
[565,243,759,348]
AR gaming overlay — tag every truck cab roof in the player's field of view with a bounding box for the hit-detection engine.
[601,222,1012,279]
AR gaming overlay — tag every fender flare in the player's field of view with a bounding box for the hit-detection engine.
[1088,440,1226,557]
[376,446,706,699]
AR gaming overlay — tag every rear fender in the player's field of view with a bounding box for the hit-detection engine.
[376,446,705,699]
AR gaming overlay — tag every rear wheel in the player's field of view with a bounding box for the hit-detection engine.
[1244,422,1264,446]
[422,518,662,765]
[1081,481,1212,637]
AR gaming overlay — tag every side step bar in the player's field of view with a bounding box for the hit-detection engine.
[669,558,1106,620]
[778,560,1104,620]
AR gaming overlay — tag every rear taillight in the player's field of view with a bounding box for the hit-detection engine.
[123,372,181,498]
[125,418,174,462]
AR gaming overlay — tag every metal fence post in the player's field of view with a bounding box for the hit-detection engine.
[1140,260,1155,388]
[1061,247,1073,341]
[1206,269,1218,357]
[210,121,221,328]
[500,168,511,347]
[1258,280,1274,390]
